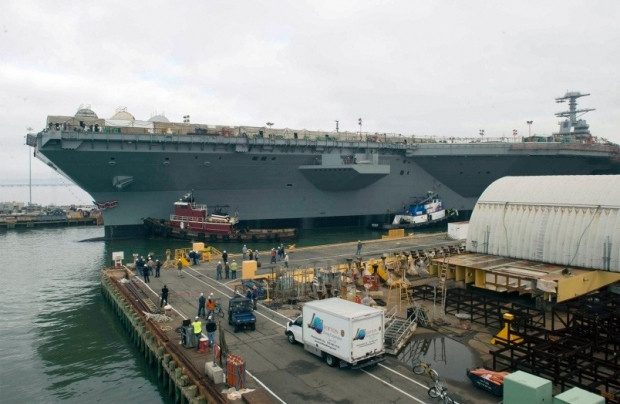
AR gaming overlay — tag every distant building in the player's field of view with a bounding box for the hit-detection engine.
[0,202,24,214]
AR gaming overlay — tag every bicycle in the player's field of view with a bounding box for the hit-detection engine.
[412,359,439,381]
[428,378,454,404]
[409,304,430,327]
[213,302,225,318]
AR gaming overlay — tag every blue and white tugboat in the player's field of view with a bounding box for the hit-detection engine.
[374,192,457,230]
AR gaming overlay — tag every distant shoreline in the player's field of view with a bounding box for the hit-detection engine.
[0,183,93,207]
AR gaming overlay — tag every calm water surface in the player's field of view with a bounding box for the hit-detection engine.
[0,227,166,403]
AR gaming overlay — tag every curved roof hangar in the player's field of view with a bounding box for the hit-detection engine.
[466,175,620,271]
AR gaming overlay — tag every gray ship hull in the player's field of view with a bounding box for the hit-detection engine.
[31,129,619,239]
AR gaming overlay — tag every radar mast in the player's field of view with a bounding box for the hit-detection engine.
[554,91,595,139]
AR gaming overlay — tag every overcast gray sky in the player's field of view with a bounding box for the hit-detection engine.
[2,0,619,185]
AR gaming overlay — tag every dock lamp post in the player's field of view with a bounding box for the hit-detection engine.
[335,120,339,133]
[183,115,190,123]
[479,129,485,142]
[358,118,363,140]
[526,120,533,137]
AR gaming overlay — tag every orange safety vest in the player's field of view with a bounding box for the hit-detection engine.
[206,299,216,311]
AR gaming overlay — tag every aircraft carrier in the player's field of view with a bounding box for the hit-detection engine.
[27,92,620,239]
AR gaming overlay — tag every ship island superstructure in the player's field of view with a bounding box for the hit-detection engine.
[27,92,620,239]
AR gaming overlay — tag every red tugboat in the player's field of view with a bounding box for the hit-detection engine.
[144,192,297,242]
[170,198,237,235]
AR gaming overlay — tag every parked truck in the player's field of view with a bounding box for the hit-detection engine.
[285,297,385,369]
[228,294,256,332]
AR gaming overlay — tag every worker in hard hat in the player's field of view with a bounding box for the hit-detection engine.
[192,316,202,350]
[216,261,223,280]
[206,293,216,318]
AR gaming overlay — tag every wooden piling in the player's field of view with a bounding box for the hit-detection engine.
[100,269,226,404]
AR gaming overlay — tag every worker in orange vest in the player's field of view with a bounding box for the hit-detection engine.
[206,293,216,318]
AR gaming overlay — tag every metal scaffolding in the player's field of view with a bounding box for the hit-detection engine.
[490,289,619,401]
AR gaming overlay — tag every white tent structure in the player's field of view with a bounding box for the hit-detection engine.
[466,175,619,272]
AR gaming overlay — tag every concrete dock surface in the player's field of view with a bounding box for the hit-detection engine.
[108,233,511,404]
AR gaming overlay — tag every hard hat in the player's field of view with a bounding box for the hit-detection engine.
[195,316,199,319]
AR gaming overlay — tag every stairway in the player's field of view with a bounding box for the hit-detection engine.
[385,315,418,355]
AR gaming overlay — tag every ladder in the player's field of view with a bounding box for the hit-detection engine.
[433,254,449,323]
[386,279,410,311]
[535,209,550,261]
[400,281,411,310]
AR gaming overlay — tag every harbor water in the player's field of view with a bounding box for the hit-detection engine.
[0,227,165,403]
[0,223,406,403]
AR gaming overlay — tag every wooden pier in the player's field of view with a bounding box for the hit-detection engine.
[0,216,100,229]
[101,269,226,403]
